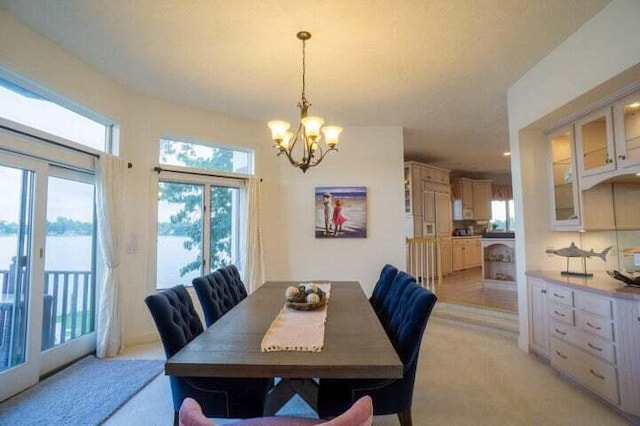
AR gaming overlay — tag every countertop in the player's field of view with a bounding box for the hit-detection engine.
[451,235,481,239]
[527,270,640,301]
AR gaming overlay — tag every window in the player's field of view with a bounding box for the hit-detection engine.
[159,138,253,174]
[490,200,515,231]
[156,138,249,289]
[0,77,113,152]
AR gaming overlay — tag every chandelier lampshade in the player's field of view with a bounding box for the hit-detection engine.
[268,31,343,173]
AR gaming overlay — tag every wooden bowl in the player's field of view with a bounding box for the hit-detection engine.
[286,297,327,311]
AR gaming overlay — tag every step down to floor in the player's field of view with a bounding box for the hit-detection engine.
[432,302,519,339]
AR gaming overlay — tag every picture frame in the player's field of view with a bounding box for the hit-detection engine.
[315,186,367,238]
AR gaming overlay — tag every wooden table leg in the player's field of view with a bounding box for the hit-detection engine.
[264,378,319,416]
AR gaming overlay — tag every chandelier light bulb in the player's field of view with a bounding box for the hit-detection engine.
[280,131,294,149]
[301,116,325,139]
[322,126,343,147]
[268,120,291,142]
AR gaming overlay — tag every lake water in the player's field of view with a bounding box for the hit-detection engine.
[0,235,196,288]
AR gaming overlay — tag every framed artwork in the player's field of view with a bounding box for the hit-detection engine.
[315,186,367,238]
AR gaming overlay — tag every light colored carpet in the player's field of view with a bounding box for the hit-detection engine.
[0,355,163,426]
[106,321,630,425]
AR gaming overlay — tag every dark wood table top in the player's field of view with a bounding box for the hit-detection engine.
[165,281,403,379]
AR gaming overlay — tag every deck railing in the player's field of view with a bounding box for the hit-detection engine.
[406,237,441,293]
[0,268,94,370]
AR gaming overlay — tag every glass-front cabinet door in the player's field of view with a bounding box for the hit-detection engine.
[575,107,615,178]
[548,126,581,230]
[613,90,640,169]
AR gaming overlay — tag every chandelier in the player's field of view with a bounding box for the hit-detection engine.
[268,31,343,173]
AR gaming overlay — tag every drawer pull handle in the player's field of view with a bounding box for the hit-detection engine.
[554,310,566,317]
[587,342,603,352]
[554,328,567,336]
[555,351,568,360]
[589,369,605,380]
[586,322,602,330]
[553,293,565,299]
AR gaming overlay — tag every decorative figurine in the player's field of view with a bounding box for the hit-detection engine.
[545,242,612,277]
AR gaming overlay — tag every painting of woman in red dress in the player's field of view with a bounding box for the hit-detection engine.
[332,199,347,235]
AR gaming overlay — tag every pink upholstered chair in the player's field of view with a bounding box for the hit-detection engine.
[179,395,373,426]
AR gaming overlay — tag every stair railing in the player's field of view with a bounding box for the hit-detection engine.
[406,236,441,293]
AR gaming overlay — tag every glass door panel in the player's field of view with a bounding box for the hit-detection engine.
[43,174,96,349]
[613,92,640,169]
[0,164,34,373]
[157,182,204,289]
[209,186,240,272]
[575,108,615,177]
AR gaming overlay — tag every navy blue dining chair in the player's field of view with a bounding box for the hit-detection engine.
[145,285,272,424]
[317,276,437,426]
[192,265,248,327]
[369,264,399,315]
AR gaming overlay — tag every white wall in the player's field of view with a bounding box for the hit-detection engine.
[507,0,640,350]
[0,9,406,346]
[269,126,406,296]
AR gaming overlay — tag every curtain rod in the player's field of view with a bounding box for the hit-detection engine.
[0,124,132,168]
[154,166,262,182]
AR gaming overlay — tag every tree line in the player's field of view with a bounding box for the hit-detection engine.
[0,218,188,236]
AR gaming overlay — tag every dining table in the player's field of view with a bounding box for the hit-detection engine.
[165,280,403,415]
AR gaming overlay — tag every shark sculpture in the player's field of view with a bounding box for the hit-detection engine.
[546,242,612,261]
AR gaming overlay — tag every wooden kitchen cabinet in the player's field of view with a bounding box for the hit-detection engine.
[472,180,492,220]
[405,161,451,238]
[452,178,492,221]
[451,237,481,271]
[439,237,452,275]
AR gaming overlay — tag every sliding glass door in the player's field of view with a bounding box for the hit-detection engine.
[0,144,97,401]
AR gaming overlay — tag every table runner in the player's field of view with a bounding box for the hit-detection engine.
[260,283,331,352]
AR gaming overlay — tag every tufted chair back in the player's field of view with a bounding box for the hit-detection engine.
[377,271,415,334]
[369,264,399,314]
[218,265,247,304]
[145,285,204,358]
[386,280,437,369]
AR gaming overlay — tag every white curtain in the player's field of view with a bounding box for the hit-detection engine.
[95,154,127,358]
[243,177,265,293]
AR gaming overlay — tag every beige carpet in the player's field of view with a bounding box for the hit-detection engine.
[105,319,629,425]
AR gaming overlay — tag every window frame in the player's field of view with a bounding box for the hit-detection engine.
[158,135,255,176]
[0,66,119,156]
[155,170,245,290]
[490,199,516,231]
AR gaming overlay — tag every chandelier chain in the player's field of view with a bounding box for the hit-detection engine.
[301,38,307,102]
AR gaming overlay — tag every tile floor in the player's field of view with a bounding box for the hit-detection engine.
[436,267,518,313]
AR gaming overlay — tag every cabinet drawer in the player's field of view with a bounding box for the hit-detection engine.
[550,321,616,364]
[548,286,573,306]
[551,337,619,404]
[575,311,614,341]
[549,303,574,325]
[575,292,612,319]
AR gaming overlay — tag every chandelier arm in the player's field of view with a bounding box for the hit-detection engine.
[309,146,339,168]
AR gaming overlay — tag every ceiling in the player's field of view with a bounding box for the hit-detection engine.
[0,0,611,174]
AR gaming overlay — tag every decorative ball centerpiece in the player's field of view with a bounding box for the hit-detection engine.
[285,283,326,310]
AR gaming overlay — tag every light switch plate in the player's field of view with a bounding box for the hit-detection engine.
[634,253,640,267]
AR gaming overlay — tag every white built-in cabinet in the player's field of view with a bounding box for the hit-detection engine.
[527,275,640,420]
[556,88,640,191]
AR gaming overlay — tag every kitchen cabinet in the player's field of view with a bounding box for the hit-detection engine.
[575,107,615,178]
[526,272,640,418]
[472,180,492,220]
[439,237,452,275]
[451,237,481,271]
[613,90,640,170]
[405,161,451,238]
[527,277,549,357]
[548,126,580,229]
[452,178,492,221]
[568,89,640,191]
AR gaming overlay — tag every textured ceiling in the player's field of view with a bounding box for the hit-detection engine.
[0,0,611,173]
